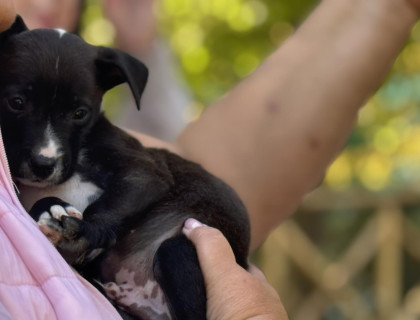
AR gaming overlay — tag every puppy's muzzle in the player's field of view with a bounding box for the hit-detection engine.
[29,154,61,180]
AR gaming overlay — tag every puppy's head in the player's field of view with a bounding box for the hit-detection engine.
[0,16,148,187]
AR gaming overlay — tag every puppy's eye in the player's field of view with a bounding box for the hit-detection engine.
[8,97,25,112]
[73,108,89,121]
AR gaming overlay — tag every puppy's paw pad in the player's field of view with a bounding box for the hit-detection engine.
[37,211,63,244]
[37,211,53,225]
[37,211,62,230]
[49,204,83,220]
[50,205,69,220]
[29,197,82,222]
[64,206,83,219]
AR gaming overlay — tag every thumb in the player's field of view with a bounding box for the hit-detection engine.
[182,218,240,281]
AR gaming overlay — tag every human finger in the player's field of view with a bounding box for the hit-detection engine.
[182,218,239,280]
[248,264,268,282]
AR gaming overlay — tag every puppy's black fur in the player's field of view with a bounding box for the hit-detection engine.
[0,17,250,319]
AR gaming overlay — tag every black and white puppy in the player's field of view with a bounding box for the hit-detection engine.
[0,16,250,320]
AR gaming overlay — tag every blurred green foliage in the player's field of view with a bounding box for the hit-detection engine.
[80,0,420,193]
[156,0,317,105]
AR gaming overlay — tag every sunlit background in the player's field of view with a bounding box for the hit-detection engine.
[79,0,420,319]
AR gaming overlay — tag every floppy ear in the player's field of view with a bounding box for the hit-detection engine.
[0,15,28,43]
[96,47,149,110]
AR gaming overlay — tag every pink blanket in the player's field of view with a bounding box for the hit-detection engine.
[0,130,122,319]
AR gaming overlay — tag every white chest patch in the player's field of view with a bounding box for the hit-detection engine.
[18,174,103,213]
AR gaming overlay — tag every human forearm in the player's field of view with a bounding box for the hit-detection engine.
[103,0,157,55]
[176,0,420,250]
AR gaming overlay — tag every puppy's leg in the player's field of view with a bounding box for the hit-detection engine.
[153,234,207,320]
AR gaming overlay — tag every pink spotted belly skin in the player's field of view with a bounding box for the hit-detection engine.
[96,226,179,320]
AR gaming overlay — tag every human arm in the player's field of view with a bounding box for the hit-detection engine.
[103,0,156,54]
[0,0,14,31]
[173,0,420,250]
[183,218,288,320]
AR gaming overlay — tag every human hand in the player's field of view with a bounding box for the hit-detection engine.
[103,0,157,54]
[0,0,15,32]
[183,218,288,320]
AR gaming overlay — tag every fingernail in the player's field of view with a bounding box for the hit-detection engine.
[183,218,204,231]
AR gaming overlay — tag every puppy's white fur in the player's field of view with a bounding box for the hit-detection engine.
[54,28,66,38]
[39,123,61,159]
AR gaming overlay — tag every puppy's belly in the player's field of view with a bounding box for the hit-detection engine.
[99,227,179,320]
[18,173,103,213]
[102,267,172,320]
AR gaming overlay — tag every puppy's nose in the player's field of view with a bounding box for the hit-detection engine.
[30,155,57,179]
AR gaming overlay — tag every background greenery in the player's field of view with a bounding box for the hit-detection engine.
[80,0,420,194]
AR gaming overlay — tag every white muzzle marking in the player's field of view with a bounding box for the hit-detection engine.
[39,123,61,159]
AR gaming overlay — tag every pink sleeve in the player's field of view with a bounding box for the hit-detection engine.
[0,132,122,320]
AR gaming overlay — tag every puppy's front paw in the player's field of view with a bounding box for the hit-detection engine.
[29,197,90,264]
[30,197,83,244]
[56,215,92,265]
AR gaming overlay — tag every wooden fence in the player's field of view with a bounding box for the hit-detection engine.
[258,187,420,320]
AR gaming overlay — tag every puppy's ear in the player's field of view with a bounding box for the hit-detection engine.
[96,47,148,110]
[0,15,28,42]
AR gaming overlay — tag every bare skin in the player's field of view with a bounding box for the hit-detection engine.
[103,0,157,54]
[183,218,289,320]
[12,0,80,30]
[175,0,420,250]
[0,0,14,31]
[2,0,420,318]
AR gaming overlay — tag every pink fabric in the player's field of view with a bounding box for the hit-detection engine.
[0,131,122,319]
